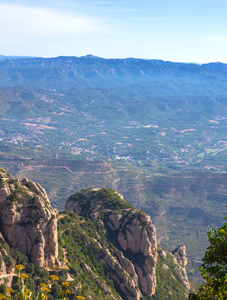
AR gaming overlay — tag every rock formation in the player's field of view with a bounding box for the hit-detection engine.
[172,245,190,290]
[95,247,141,300]
[0,170,191,298]
[158,249,167,260]
[0,170,58,268]
[65,188,157,299]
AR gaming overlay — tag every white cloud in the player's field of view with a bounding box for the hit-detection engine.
[0,4,104,37]
[192,31,227,44]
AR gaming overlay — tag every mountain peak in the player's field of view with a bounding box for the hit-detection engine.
[82,54,102,59]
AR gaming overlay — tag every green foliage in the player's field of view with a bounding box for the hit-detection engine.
[3,248,55,296]
[7,180,33,205]
[68,188,133,212]
[3,255,14,267]
[10,248,28,266]
[0,238,10,252]
[58,211,123,299]
[1,265,77,300]
[152,247,187,299]
[0,284,6,294]
[189,215,227,299]
[50,281,62,299]
[57,211,190,299]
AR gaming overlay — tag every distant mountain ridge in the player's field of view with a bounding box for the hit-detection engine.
[0,55,227,93]
[0,55,37,60]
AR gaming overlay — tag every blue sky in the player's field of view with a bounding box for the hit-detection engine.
[0,0,227,63]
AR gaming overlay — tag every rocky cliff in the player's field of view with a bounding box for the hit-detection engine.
[0,169,58,268]
[65,188,157,299]
[172,245,190,290]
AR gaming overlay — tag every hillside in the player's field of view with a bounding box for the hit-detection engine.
[61,187,192,299]
[0,170,193,299]
[0,212,190,299]
[57,210,190,299]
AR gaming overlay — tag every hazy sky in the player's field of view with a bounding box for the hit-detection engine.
[1,0,227,63]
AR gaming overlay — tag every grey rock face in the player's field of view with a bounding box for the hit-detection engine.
[0,172,58,268]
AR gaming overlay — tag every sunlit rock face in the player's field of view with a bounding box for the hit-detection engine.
[172,245,190,290]
[0,171,58,268]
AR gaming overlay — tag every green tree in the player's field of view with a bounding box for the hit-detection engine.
[189,214,227,299]
[0,284,6,294]
[50,281,62,299]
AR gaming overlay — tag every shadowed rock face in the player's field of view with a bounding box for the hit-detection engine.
[0,171,58,268]
[65,188,157,300]
[108,210,157,296]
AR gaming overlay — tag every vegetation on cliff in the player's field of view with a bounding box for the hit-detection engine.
[57,210,190,299]
[0,182,192,299]
[151,247,187,299]
[58,211,121,300]
[64,188,192,299]
[67,188,133,212]
[189,213,227,299]
[0,264,79,299]
[0,242,70,299]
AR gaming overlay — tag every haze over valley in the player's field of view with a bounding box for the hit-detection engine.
[0,55,226,286]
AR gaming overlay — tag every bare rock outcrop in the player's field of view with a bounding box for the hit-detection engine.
[172,245,190,290]
[0,170,58,268]
[158,249,167,260]
[65,188,157,299]
[95,247,141,300]
[109,210,157,296]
